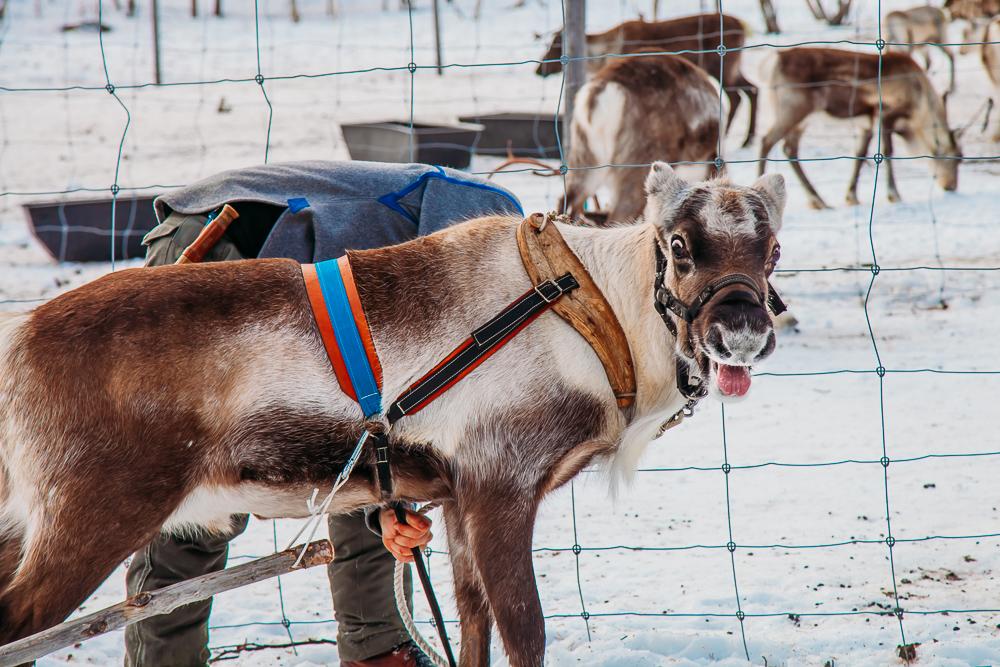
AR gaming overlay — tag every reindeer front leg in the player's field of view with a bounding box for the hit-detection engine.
[463,488,544,667]
[845,125,873,206]
[881,127,902,203]
[444,502,493,667]
[782,126,830,209]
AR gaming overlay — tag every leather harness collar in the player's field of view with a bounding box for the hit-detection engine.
[516,213,637,409]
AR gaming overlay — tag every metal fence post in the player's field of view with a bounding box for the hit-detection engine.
[152,0,162,85]
[562,0,586,155]
[433,0,443,75]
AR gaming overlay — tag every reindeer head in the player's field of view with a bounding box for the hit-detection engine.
[958,19,985,56]
[535,31,563,77]
[901,87,963,193]
[644,163,786,400]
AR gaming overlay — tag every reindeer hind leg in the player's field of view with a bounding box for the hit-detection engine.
[736,74,759,148]
[0,507,139,644]
[606,166,650,223]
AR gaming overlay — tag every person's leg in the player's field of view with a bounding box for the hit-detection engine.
[124,516,250,667]
[125,215,247,666]
[327,512,414,663]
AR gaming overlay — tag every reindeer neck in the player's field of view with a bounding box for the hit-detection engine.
[557,221,680,417]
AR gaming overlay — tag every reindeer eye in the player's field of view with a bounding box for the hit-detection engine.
[766,244,781,275]
[670,236,689,260]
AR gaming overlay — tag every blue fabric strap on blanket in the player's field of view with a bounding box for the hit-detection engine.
[313,259,383,418]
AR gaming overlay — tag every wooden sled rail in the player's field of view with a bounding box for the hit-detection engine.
[0,539,334,667]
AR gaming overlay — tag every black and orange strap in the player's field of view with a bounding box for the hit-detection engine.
[383,272,579,424]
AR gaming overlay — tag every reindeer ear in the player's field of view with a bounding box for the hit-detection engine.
[643,162,689,227]
[644,161,687,198]
[752,173,787,231]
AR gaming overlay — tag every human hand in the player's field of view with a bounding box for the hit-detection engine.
[379,508,433,563]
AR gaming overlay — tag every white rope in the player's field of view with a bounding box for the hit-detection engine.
[287,429,371,567]
[394,501,450,667]
[285,429,449,664]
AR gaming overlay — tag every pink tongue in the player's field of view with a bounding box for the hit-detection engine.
[717,365,752,397]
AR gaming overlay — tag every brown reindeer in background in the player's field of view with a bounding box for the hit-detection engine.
[0,166,786,667]
[946,0,1000,20]
[885,6,956,92]
[759,48,961,208]
[973,17,1000,140]
[561,53,721,223]
[536,14,758,147]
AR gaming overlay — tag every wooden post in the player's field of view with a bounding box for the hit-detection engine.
[152,0,162,85]
[433,0,443,75]
[0,540,334,667]
[759,0,780,34]
[562,0,586,156]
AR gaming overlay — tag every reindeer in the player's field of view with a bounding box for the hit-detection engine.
[950,0,999,58]
[561,53,721,223]
[973,17,1000,140]
[759,48,961,209]
[536,13,758,147]
[885,6,956,93]
[946,0,1000,20]
[0,166,785,666]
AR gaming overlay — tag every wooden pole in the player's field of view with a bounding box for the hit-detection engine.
[433,0,443,75]
[562,0,586,156]
[0,540,334,667]
[759,0,780,34]
[151,0,162,85]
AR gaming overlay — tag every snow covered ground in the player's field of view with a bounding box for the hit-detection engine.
[2,0,1000,664]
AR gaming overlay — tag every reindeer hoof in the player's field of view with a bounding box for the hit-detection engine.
[845,194,860,206]
[808,198,830,210]
[887,192,901,204]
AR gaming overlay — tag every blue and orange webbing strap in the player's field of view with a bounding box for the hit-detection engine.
[302,257,383,419]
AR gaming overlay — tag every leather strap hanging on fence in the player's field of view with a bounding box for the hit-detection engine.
[516,212,637,409]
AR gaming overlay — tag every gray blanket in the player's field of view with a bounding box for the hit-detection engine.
[154,160,523,262]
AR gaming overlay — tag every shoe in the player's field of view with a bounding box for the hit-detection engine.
[342,641,436,667]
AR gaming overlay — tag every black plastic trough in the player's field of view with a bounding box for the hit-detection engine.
[24,195,159,263]
[458,112,563,159]
[341,121,484,169]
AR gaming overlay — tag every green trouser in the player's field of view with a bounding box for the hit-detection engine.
[125,213,412,666]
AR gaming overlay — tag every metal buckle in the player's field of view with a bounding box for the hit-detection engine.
[534,279,562,303]
[376,446,389,464]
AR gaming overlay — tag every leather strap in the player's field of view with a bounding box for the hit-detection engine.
[372,428,458,667]
[385,272,579,423]
[516,213,637,409]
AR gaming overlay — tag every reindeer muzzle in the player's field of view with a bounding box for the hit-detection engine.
[656,273,786,325]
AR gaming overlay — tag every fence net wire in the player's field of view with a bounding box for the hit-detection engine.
[2,0,1000,664]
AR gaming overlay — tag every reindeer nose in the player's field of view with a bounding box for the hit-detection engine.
[717,289,761,308]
